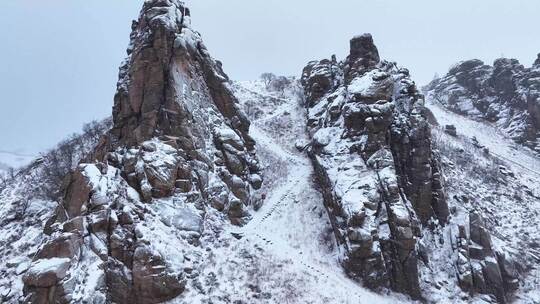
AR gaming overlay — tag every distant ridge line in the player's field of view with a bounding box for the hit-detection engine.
[0,150,35,158]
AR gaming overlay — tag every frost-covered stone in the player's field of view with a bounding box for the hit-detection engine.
[132,245,186,303]
[302,33,449,299]
[445,124,457,136]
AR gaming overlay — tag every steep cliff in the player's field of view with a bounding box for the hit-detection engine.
[301,34,449,299]
[21,1,261,303]
[300,34,527,303]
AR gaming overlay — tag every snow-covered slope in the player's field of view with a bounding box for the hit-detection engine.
[428,100,540,173]
[0,176,56,302]
[230,75,540,304]
[223,79,408,303]
[426,100,540,303]
[0,120,110,302]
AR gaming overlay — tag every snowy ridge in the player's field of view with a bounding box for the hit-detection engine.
[0,150,36,173]
[424,57,540,152]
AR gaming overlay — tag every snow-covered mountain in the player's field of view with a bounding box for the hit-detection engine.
[424,55,540,153]
[0,1,539,303]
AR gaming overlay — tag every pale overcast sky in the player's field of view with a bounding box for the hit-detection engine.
[1,0,539,156]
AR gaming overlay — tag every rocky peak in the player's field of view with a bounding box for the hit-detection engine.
[448,59,485,75]
[426,54,540,151]
[344,33,381,83]
[301,34,448,299]
[348,34,380,65]
[111,0,252,150]
[22,1,262,303]
[534,53,540,67]
[445,60,491,95]
[491,58,523,86]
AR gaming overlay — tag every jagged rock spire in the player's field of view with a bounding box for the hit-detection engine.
[301,33,449,300]
[22,1,262,303]
[111,0,253,150]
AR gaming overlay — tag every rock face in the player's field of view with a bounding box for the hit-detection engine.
[301,34,449,299]
[23,1,261,303]
[452,213,520,303]
[425,56,540,151]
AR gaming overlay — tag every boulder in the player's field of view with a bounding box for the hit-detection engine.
[452,212,515,302]
[482,258,505,303]
[145,162,178,198]
[62,216,84,233]
[301,59,336,106]
[62,169,92,219]
[23,258,71,288]
[496,251,520,292]
[345,34,380,82]
[106,260,135,304]
[469,213,492,250]
[249,174,263,190]
[132,246,186,303]
[36,233,81,260]
[449,59,485,75]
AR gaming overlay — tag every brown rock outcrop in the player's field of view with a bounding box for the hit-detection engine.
[301,34,449,299]
[23,1,261,303]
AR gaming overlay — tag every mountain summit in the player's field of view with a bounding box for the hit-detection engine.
[0,2,538,304]
[22,1,262,302]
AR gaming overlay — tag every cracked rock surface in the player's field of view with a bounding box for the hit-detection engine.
[301,34,449,299]
[22,1,262,302]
